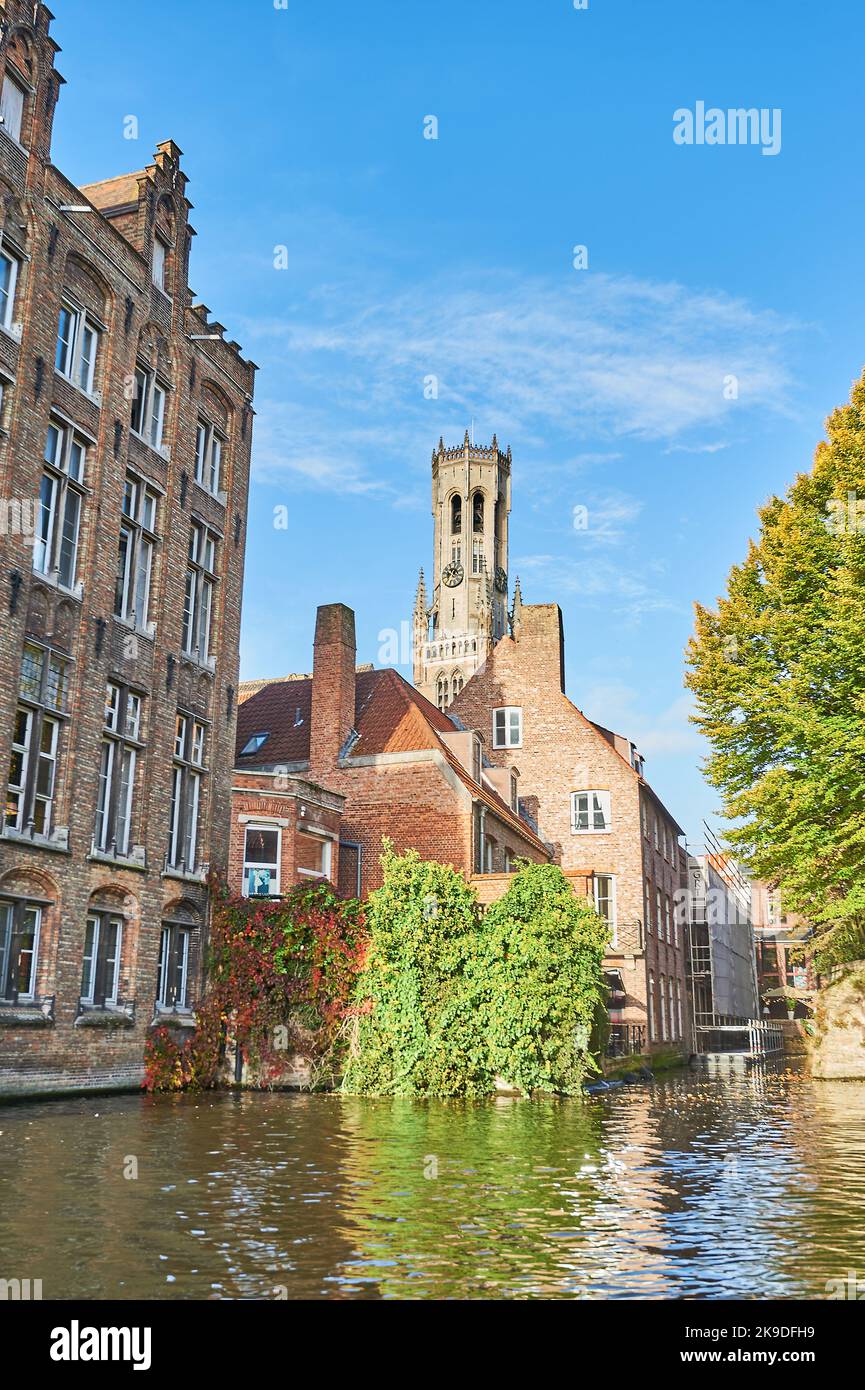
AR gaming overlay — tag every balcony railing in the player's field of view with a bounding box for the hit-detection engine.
[606,1024,647,1058]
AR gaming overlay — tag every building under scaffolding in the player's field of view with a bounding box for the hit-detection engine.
[685,826,762,1056]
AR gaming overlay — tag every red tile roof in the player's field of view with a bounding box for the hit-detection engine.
[235,667,548,855]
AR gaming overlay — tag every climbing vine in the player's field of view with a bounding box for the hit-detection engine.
[342,846,609,1097]
[143,876,367,1092]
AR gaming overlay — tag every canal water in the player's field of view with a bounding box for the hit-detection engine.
[1,1066,863,1299]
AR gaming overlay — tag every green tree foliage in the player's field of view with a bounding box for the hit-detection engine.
[342,844,491,1097]
[483,862,609,1094]
[342,846,609,1097]
[686,371,865,967]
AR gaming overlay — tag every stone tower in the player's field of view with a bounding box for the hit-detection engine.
[413,432,511,709]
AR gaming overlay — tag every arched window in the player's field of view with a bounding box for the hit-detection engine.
[450,494,462,535]
[436,674,448,710]
[472,491,484,533]
[452,671,463,698]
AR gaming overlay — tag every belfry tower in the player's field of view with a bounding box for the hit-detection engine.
[413,432,511,709]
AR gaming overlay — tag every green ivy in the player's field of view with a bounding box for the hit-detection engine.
[342,846,609,1098]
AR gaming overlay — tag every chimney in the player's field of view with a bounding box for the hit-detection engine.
[310,603,357,769]
[515,604,566,693]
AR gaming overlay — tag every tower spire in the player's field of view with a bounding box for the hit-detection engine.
[511,576,523,639]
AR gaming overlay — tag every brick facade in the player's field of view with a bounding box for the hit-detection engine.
[0,2,255,1096]
[449,601,691,1058]
[232,603,549,903]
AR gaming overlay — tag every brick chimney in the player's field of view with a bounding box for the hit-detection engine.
[310,603,357,770]
[516,604,566,693]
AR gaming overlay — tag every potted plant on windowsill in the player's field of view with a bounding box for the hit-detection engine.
[786,995,798,1020]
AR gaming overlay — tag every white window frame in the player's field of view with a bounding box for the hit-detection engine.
[571,789,612,834]
[296,831,332,881]
[659,973,668,1041]
[152,236,167,291]
[242,822,282,897]
[157,924,192,1010]
[167,714,206,873]
[669,976,676,1041]
[593,872,617,945]
[0,247,19,330]
[55,301,100,396]
[648,971,656,1041]
[114,474,158,629]
[182,522,217,663]
[130,365,168,452]
[493,706,522,749]
[34,421,87,589]
[81,913,122,1006]
[194,420,224,497]
[0,71,26,145]
[0,901,41,1002]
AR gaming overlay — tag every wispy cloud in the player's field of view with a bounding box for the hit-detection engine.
[241,269,801,497]
[578,683,702,759]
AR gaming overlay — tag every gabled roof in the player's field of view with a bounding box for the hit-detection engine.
[235,666,548,854]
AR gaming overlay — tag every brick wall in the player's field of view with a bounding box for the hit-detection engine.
[450,603,691,1055]
[0,3,255,1095]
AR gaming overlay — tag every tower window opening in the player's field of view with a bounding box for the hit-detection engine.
[472,492,484,533]
[450,495,462,535]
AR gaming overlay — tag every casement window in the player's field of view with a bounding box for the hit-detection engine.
[114,473,159,629]
[81,912,122,1007]
[243,824,281,896]
[130,366,167,451]
[194,420,224,496]
[296,831,332,880]
[0,900,41,1002]
[166,713,206,873]
[152,236,168,291]
[664,894,672,944]
[55,302,100,395]
[6,643,68,836]
[0,248,19,329]
[493,706,522,749]
[571,789,611,833]
[669,976,677,1040]
[157,924,192,1010]
[0,72,26,144]
[182,522,217,662]
[593,874,617,943]
[648,971,656,1041]
[676,979,683,1040]
[656,887,663,939]
[644,881,652,933]
[33,421,87,588]
[472,737,482,784]
[472,536,484,575]
[94,683,143,857]
[659,974,668,1041]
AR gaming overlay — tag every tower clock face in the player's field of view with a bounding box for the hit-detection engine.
[494,567,508,593]
[442,561,464,588]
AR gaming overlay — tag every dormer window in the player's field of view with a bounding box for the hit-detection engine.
[0,72,26,145]
[240,732,269,756]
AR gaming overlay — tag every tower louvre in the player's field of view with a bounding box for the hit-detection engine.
[413,432,511,709]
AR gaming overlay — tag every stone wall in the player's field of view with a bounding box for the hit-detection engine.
[808,962,865,1080]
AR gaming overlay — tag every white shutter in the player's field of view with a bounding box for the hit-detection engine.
[1,76,26,142]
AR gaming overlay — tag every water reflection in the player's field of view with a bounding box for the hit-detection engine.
[0,1068,863,1299]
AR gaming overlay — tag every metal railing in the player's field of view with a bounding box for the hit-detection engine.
[693,1020,785,1056]
[606,1024,647,1058]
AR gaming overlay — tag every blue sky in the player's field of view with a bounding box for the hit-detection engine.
[53,0,865,844]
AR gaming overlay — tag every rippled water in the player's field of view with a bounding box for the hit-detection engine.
[1,1066,863,1299]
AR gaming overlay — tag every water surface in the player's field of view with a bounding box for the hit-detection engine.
[1,1067,862,1299]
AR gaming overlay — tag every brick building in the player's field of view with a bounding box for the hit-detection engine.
[0,2,255,1095]
[232,603,549,901]
[751,880,818,1020]
[448,591,690,1060]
